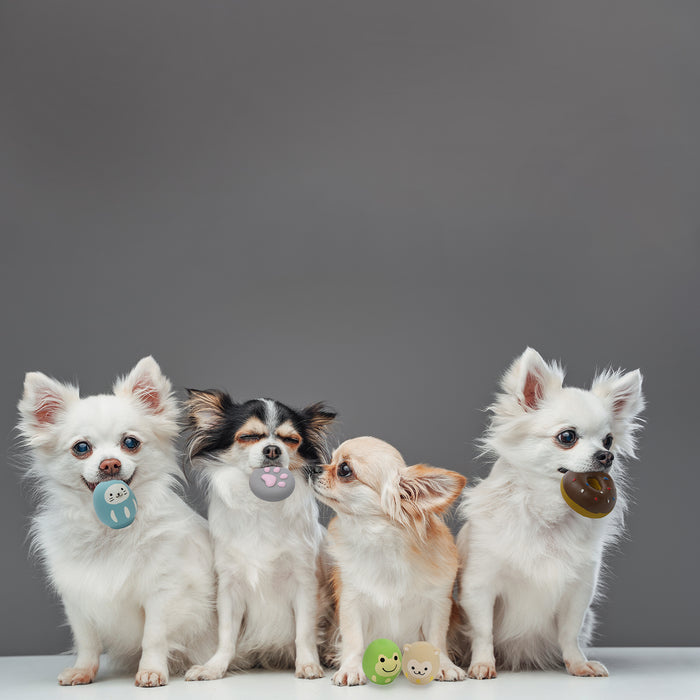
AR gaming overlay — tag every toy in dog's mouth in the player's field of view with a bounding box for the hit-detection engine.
[249,464,295,501]
[560,469,616,518]
[82,473,134,493]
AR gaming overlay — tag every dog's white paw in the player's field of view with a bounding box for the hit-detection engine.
[565,659,609,677]
[134,669,168,687]
[295,662,324,679]
[468,660,497,679]
[58,666,97,686]
[437,660,467,681]
[185,663,227,681]
[332,665,367,686]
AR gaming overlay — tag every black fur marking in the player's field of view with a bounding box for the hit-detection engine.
[186,390,336,466]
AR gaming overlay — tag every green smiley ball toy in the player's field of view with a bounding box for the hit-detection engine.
[362,639,402,685]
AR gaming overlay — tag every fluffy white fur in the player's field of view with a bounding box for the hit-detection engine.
[18,357,216,687]
[456,348,645,678]
[313,436,467,686]
[185,399,331,681]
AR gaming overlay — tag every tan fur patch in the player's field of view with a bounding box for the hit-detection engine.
[234,417,268,442]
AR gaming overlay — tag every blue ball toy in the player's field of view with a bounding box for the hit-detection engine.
[93,480,137,529]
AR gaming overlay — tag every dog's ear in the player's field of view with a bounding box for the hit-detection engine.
[185,389,232,459]
[396,464,466,523]
[592,369,645,420]
[18,371,79,442]
[113,356,174,415]
[591,369,645,457]
[502,347,564,410]
[300,402,336,455]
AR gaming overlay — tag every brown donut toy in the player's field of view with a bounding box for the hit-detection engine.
[560,470,617,518]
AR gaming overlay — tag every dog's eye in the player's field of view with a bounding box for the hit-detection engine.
[602,434,613,450]
[337,462,354,479]
[122,436,140,451]
[281,435,300,446]
[556,430,578,447]
[72,441,92,457]
[238,434,264,443]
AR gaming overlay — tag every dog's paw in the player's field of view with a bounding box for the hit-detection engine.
[332,666,367,686]
[135,669,168,687]
[436,660,467,682]
[468,660,497,679]
[185,663,227,681]
[565,659,609,677]
[58,666,97,686]
[295,662,324,679]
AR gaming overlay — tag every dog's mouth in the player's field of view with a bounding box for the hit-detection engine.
[82,473,134,492]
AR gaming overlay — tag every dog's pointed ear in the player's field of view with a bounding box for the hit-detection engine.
[300,402,337,454]
[113,356,174,415]
[185,389,232,459]
[18,371,79,439]
[302,402,336,435]
[502,347,564,410]
[592,368,645,458]
[398,464,466,520]
[592,369,645,420]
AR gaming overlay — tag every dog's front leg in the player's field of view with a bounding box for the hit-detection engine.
[135,594,170,687]
[558,573,608,677]
[425,592,466,681]
[332,589,366,686]
[58,598,102,685]
[293,571,324,679]
[460,567,498,680]
[186,574,243,681]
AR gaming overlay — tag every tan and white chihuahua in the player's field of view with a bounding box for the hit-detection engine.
[311,436,467,686]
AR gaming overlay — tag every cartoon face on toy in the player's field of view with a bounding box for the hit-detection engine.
[362,638,402,685]
[402,641,440,685]
[104,483,129,504]
[93,479,137,529]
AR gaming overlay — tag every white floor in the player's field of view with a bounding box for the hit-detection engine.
[2,648,698,700]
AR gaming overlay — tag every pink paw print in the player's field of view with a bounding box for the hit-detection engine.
[260,466,290,489]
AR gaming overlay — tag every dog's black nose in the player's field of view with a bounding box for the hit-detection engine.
[594,450,614,469]
[263,445,281,460]
[305,463,325,481]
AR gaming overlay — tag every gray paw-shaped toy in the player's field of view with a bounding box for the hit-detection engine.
[249,465,295,501]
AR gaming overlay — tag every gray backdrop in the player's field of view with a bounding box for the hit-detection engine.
[1,1,698,655]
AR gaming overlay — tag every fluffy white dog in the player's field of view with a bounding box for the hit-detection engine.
[18,357,216,686]
[457,348,644,678]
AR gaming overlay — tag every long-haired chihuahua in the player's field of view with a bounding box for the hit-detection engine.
[456,348,644,678]
[17,357,216,687]
[183,393,336,681]
[311,436,467,686]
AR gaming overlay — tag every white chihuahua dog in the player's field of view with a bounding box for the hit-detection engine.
[18,357,216,686]
[457,348,644,678]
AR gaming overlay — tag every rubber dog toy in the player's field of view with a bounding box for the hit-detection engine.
[249,465,295,501]
[402,641,440,685]
[561,470,616,518]
[362,639,402,685]
[93,480,137,529]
